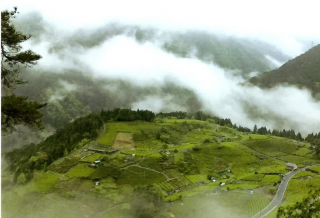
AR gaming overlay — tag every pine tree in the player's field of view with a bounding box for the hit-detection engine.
[1,8,47,133]
[253,124,257,134]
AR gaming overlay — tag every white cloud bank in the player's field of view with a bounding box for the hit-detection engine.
[32,35,320,135]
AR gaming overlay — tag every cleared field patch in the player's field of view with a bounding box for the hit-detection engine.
[66,164,96,178]
[117,166,166,186]
[244,193,270,217]
[262,175,281,184]
[113,132,133,150]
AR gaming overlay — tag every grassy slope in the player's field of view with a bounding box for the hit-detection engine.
[3,118,320,218]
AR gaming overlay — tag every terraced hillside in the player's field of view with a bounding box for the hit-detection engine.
[2,118,320,218]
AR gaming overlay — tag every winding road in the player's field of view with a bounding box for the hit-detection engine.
[252,164,320,218]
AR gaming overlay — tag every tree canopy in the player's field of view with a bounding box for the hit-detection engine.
[1,8,46,133]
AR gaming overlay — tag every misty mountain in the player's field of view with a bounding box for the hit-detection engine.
[12,12,290,78]
[249,44,320,99]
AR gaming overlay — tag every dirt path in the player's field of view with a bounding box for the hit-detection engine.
[252,164,320,218]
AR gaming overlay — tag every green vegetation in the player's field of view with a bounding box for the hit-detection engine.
[262,175,281,184]
[1,8,46,133]
[117,166,167,186]
[66,164,96,178]
[3,114,320,218]
[293,171,315,179]
[309,166,320,173]
[250,44,320,97]
[244,193,270,217]
[243,138,296,157]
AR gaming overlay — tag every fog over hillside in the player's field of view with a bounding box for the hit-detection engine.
[2,0,320,138]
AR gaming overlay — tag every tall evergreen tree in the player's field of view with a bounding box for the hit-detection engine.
[253,124,257,134]
[1,8,46,132]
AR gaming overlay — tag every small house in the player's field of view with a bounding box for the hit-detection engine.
[226,169,231,173]
[166,151,170,155]
[220,182,225,187]
[94,160,101,164]
[132,154,136,157]
[286,163,298,171]
[95,181,100,186]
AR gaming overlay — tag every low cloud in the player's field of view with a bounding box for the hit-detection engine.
[25,34,320,135]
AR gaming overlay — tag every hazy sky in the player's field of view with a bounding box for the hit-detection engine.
[2,0,319,36]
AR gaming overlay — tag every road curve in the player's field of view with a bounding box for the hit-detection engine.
[252,164,320,218]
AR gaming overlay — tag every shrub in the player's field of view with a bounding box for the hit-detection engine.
[267,187,276,195]
[174,149,179,153]
[192,146,201,151]
[203,138,211,143]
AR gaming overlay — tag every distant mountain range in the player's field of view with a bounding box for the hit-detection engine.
[249,44,320,99]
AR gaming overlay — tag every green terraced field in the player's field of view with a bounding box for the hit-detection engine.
[66,164,96,178]
[293,171,316,179]
[243,139,297,157]
[293,147,312,156]
[244,193,270,217]
[262,175,281,184]
[117,166,166,186]
[242,174,265,181]
[309,166,320,173]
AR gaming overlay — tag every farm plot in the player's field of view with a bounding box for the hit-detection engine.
[277,155,319,166]
[285,176,320,204]
[185,174,209,184]
[66,164,96,178]
[80,153,107,163]
[309,166,320,173]
[242,174,265,182]
[98,123,140,146]
[28,172,60,192]
[293,148,312,156]
[262,175,281,184]
[117,166,166,186]
[244,193,270,217]
[243,139,297,157]
[113,132,134,150]
[48,157,79,173]
[293,171,316,179]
